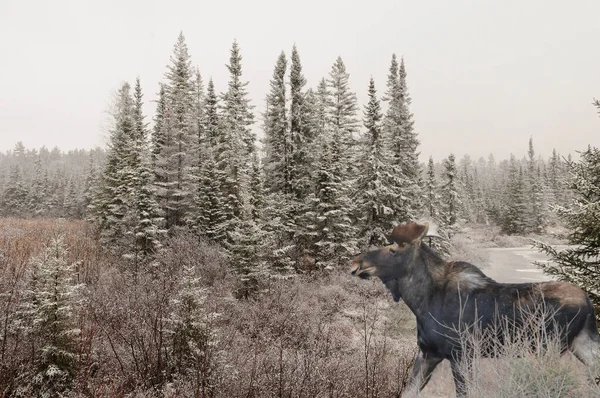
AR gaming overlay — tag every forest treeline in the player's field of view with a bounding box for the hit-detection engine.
[0,34,576,273]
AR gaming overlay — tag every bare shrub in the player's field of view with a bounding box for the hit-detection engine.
[0,219,418,397]
[449,301,600,397]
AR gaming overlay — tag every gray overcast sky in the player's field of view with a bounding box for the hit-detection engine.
[1,0,599,162]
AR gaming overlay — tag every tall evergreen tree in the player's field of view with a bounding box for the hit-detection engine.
[327,56,359,178]
[215,40,256,248]
[527,137,545,232]
[221,40,255,158]
[425,157,440,220]
[355,78,401,247]
[502,155,527,234]
[382,55,422,221]
[128,78,163,261]
[152,84,167,171]
[440,154,460,228]
[289,45,313,200]
[535,144,600,322]
[155,32,196,228]
[190,78,227,242]
[262,51,289,194]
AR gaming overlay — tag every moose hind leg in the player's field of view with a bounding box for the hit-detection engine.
[571,315,600,366]
[405,350,443,393]
[570,315,600,384]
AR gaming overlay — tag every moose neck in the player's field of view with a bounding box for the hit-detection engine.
[395,244,444,318]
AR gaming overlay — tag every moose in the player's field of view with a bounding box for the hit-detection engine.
[351,222,600,396]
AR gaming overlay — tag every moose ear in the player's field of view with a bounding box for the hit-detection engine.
[388,222,429,245]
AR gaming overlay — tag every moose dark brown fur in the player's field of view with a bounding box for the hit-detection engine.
[351,222,600,396]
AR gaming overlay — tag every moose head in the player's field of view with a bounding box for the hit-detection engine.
[351,222,430,282]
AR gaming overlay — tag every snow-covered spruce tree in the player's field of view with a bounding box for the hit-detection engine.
[189,78,228,242]
[1,165,28,217]
[155,32,196,228]
[289,44,313,201]
[425,156,440,220]
[312,124,358,269]
[81,152,99,218]
[16,235,81,397]
[229,193,267,299]
[355,78,402,248]
[167,264,217,393]
[397,58,422,185]
[126,77,164,262]
[547,148,565,205]
[215,40,256,248]
[152,83,168,172]
[534,144,600,322]
[327,56,359,178]
[381,55,420,222]
[90,81,162,262]
[88,82,136,250]
[262,51,290,195]
[502,155,527,234]
[28,156,48,216]
[526,137,545,232]
[261,51,297,270]
[440,154,460,229]
[221,40,256,159]
[186,69,209,234]
[292,78,330,267]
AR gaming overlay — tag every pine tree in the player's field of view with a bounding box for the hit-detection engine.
[292,79,329,266]
[440,154,460,228]
[289,45,313,200]
[167,264,216,391]
[312,129,357,269]
[502,155,527,234]
[327,56,359,179]
[527,138,545,232]
[425,157,440,220]
[16,236,81,396]
[221,40,255,158]
[548,148,564,206]
[88,82,135,248]
[28,156,48,216]
[229,193,266,298]
[1,165,28,217]
[262,51,290,194]
[190,78,227,242]
[216,41,256,247]
[128,78,164,262]
[535,144,600,322]
[382,55,422,221]
[90,81,162,262]
[355,78,401,247]
[152,84,167,171]
[204,78,220,148]
[157,32,197,228]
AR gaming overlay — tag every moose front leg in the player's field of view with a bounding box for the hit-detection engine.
[403,349,443,396]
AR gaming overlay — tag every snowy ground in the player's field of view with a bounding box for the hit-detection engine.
[483,245,572,283]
